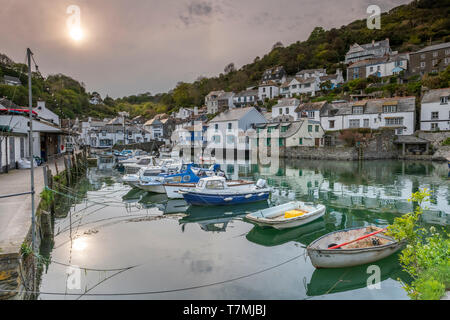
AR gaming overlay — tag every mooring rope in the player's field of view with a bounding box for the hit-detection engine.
[0,252,307,297]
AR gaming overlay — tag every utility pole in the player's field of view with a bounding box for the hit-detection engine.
[27,48,36,296]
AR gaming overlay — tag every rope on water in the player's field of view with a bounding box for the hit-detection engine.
[0,252,306,297]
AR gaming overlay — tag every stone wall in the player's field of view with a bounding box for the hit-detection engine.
[113,141,164,154]
[284,129,399,161]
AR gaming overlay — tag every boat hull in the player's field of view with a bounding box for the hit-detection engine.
[250,208,325,230]
[306,227,404,268]
[137,183,166,193]
[182,191,270,206]
[164,181,256,199]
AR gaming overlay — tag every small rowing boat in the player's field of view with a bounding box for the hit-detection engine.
[245,201,326,230]
[306,226,404,268]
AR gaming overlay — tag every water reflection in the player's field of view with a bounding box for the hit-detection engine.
[180,202,270,233]
[39,158,448,300]
[306,254,411,297]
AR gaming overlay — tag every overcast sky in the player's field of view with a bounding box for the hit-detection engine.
[0,0,410,98]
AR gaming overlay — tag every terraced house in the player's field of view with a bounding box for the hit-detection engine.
[420,88,450,131]
[319,97,416,135]
[409,42,450,76]
[254,120,325,149]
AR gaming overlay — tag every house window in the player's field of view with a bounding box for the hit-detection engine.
[215,124,218,131]
[445,58,449,65]
[266,138,271,146]
[226,135,235,144]
[433,51,438,57]
[329,120,335,128]
[383,105,397,113]
[349,119,360,128]
[363,119,370,127]
[315,125,319,132]
[228,123,232,130]
[279,108,282,115]
[420,54,425,59]
[281,126,288,133]
[352,106,363,114]
[431,112,439,120]
[432,59,438,66]
[420,62,426,68]
[431,123,439,131]
[308,125,312,132]
[446,49,450,55]
[385,117,404,126]
[307,111,315,118]
[285,107,289,114]
[213,135,221,143]
[299,138,303,145]
[441,97,448,104]
[279,138,284,146]
[396,128,403,135]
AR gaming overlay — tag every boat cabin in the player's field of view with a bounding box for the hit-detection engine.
[196,176,228,190]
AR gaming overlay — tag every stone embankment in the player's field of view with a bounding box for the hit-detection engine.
[0,150,87,300]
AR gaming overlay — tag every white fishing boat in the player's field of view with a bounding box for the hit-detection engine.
[164,180,256,199]
[245,201,326,230]
[179,176,271,206]
[123,167,164,188]
[306,226,404,268]
[123,156,158,174]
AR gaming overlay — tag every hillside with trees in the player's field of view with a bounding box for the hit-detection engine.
[0,0,449,119]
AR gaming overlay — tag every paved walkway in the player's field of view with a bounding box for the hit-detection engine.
[0,156,66,255]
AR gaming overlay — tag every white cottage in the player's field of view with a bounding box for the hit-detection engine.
[320,97,416,135]
[420,88,450,131]
[207,107,267,158]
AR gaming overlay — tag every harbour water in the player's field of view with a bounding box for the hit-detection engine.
[38,159,449,300]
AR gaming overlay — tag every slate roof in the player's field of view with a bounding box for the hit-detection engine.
[209,107,256,123]
[295,101,327,112]
[421,88,450,104]
[273,98,300,108]
[414,42,450,54]
[320,97,416,116]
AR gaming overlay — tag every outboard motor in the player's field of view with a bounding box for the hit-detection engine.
[256,179,267,189]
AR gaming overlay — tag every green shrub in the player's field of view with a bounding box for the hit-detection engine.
[387,189,450,300]
[442,137,450,146]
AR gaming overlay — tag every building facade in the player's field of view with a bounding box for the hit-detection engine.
[420,88,450,131]
[409,42,450,76]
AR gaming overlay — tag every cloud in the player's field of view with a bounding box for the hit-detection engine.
[179,1,222,26]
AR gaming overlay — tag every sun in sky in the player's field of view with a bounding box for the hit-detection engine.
[69,27,84,42]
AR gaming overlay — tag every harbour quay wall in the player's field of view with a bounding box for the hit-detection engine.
[113,141,164,154]
[0,151,88,300]
[283,129,399,160]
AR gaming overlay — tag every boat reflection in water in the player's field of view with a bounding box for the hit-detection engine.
[245,217,327,247]
[306,253,410,297]
[138,192,169,209]
[179,202,270,232]
[121,188,147,204]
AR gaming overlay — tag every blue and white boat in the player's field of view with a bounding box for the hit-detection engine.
[179,176,271,206]
[136,163,220,194]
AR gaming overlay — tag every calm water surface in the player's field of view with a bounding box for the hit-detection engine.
[38,159,450,300]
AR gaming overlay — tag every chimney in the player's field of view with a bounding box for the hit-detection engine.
[372,40,375,46]
[194,106,198,115]
[37,100,45,110]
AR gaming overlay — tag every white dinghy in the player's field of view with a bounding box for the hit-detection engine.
[245,201,326,230]
[306,226,404,269]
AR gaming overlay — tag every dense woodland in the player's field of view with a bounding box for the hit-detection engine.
[0,0,449,120]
